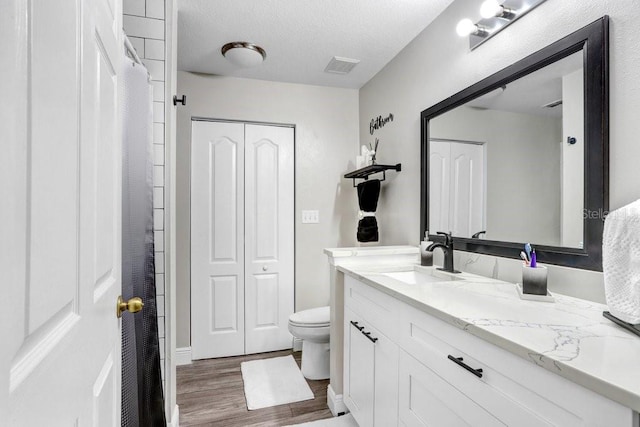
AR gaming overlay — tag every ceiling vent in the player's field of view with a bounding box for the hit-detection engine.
[324,56,360,74]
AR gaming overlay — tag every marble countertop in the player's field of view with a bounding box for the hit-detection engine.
[338,261,640,412]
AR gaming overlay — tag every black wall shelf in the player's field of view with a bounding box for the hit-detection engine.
[344,163,401,187]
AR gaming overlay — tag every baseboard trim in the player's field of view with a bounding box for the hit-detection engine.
[327,384,348,416]
[293,337,303,352]
[167,404,179,427]
[175,347,192,366]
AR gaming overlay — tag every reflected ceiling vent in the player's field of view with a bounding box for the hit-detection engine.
[324,56,360,74]
[542,99,563,108]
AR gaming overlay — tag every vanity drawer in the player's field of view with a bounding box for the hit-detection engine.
[344,275,400,339]
[399,304,635,426]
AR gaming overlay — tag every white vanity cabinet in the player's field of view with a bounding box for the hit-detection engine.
[343,274,638,427]
[344,276,400,427]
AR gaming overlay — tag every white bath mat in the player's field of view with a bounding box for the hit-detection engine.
[285,414,357,427]
[240,355,314,410]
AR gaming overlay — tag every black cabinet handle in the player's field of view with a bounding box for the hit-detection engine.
[350,320,364,331]
[447,355,483,378]
[362,331,378,343]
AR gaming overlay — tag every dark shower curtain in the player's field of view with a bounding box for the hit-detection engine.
[121,54,166,427]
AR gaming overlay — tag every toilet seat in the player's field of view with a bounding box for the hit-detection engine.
[288,306,329,328]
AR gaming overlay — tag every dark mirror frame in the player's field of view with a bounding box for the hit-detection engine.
[420,16,609,271]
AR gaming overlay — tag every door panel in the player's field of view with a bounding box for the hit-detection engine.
[429,141,450,234]
[429,140,485,238]
[244,124,294,354]
[450,143,484,238]
[2,0,122,423]
[344,308,375,427]
[191,121,245,359]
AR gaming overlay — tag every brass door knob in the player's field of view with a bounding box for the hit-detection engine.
[117,296,144,318]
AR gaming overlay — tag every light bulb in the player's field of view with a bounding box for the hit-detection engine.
[480,0,503,19]
[456,18,477,37]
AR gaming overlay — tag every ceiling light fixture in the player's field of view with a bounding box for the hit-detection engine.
[221,42,266,68]
[480,0,515,19]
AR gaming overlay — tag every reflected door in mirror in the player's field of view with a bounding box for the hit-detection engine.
[429,139,485,238]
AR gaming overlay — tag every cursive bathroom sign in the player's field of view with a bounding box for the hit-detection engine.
[369,113,394,135]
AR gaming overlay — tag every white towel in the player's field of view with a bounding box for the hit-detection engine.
[603,199,640,324]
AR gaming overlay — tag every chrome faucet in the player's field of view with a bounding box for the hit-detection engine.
[427,231,461,274]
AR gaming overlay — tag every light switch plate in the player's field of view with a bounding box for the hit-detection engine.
[302,210,319,224]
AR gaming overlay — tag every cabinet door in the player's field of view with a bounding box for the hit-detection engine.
[344,308,375,427]
[398,350,502,427]
[373,324,399,427]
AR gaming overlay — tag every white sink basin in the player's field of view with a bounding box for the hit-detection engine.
[383,268,465,285]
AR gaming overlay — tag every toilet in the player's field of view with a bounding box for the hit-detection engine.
[288,306,330,380]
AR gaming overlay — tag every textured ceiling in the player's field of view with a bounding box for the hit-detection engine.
[177,0,455,89]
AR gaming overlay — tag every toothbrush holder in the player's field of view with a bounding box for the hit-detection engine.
[522,265,548,295]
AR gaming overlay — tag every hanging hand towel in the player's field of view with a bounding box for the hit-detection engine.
[603,199,640,324]
[357,179,381,242]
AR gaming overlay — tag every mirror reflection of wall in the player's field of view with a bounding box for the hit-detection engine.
[428,50,584,248]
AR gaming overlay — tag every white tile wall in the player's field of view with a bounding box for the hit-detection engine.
[154,209,164,230]
[153,101,165,123]
[124,0,167,391]
[151,81,165,102]
[123,0,145,17]
[145,39,165,60]
[153,123,164,144]
[153,165,164,186]
[154,143,165,165]
[128,36,145,57]
[153,187,164,208]
[146,0,165,19]
[123,15,165,40]
[143,59,165,81]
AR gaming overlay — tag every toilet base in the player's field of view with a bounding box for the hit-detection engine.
[301,340,330,380]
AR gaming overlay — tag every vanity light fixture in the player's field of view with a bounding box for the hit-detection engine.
[480,0,516,19]
[457,0,547,50]
[456,18,489,37]
[221,42,267,68]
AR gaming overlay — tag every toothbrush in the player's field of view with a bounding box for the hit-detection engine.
[520,251,529,265]
[530,250,537,268]
[524,243,532,262]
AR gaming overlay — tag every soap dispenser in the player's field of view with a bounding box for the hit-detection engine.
[420,231,433,266]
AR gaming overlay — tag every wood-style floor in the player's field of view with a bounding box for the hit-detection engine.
[177,350,334,426]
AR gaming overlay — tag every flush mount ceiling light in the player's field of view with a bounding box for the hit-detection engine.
[457,0,547,50]
[221,42,266,68]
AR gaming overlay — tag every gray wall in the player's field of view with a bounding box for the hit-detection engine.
[430,106,562,246]
[359,0,640,302]
[176,72,359,347]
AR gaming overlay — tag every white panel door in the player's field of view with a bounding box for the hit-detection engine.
[244,124,294,354]
[191,121,246,359]
[430,140,485,238]
[449,143,484,238]
[1,0,122,423]
[429,140,451,234]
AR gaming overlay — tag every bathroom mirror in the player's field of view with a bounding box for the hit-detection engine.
[421,17,608,271]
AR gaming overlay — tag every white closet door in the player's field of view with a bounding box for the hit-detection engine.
[244,124,295,354]
[191,121,245,359]
[2,0,122,423]
[449,143,485,238]
[429,140,451,234]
